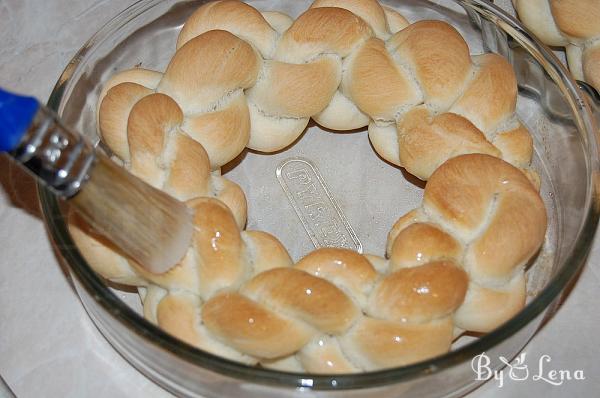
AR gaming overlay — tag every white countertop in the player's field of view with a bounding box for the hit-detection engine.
[0,0,598,396]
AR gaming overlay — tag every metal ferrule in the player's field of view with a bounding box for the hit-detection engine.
[11,107,96,198]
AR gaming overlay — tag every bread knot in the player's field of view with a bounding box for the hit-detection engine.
[388,154,547,332]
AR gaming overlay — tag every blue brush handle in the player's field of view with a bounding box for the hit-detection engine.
[0,87,96,198]
[0,88,40,152]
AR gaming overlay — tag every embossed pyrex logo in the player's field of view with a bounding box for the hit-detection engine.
[276,158,362,253]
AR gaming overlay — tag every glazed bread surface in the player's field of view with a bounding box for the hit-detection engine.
[70,154,546,373]
[69,0,549,373]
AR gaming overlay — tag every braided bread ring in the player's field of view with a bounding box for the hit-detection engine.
[69,0,548,373]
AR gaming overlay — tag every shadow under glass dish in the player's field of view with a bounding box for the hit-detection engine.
[40,0,599,397]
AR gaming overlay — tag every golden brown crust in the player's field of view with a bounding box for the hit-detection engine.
[424,155,546,282]
[513,0,568,46]
[96,43,251,228]
[341,317,454,370]
[363,20,530,178]
[80,1,548,373]
[127,94,183,186]
[492,124,534,169]
[295,248,378,304]
[387,21,472,111]
[202,292,313,358]
[424,154,540,230]
[177,0,278,57]
[310,0,389,39]
[346,38,421,121]
[247,57,341,118]
[515,0,600,91]
[97,68,162,112]
[467,189,546,282]
[368,261,468,323]
[397,107,501,180]
[454,273,526,332]
[181,93,250,170]
[99,1,531,179]
[244,230,294,275]
[73,156,545,371]
[388,223,463,269]
[450,54,517,133]
[191,198,246,299]
[99,83,152,161]
[386,208,426,255]
[159,30,260,114]
[384,154,545,333]
[242,268,360,334]
[156,293,203,347]
[550,0,600,39]
[194,234,473,366]
[275,7,373,63]
[215,179,248,229]
[298,336,358,373]
[165,134,212,201]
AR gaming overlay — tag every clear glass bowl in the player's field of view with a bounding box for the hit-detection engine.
[40,0,600,397]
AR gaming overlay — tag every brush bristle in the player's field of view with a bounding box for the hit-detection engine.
[71,155,194,274]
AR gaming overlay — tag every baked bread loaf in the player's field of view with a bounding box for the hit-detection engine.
[97,0,534,181]
[71,154,546,372]
[513,0,600,92]
[68,0,548,373]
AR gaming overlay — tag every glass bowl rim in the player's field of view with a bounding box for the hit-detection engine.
[39,0,600,390]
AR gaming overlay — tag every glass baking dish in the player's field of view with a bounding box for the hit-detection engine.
[39,0,600,396]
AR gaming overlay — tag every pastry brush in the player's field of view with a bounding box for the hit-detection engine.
[0,87,193,274]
